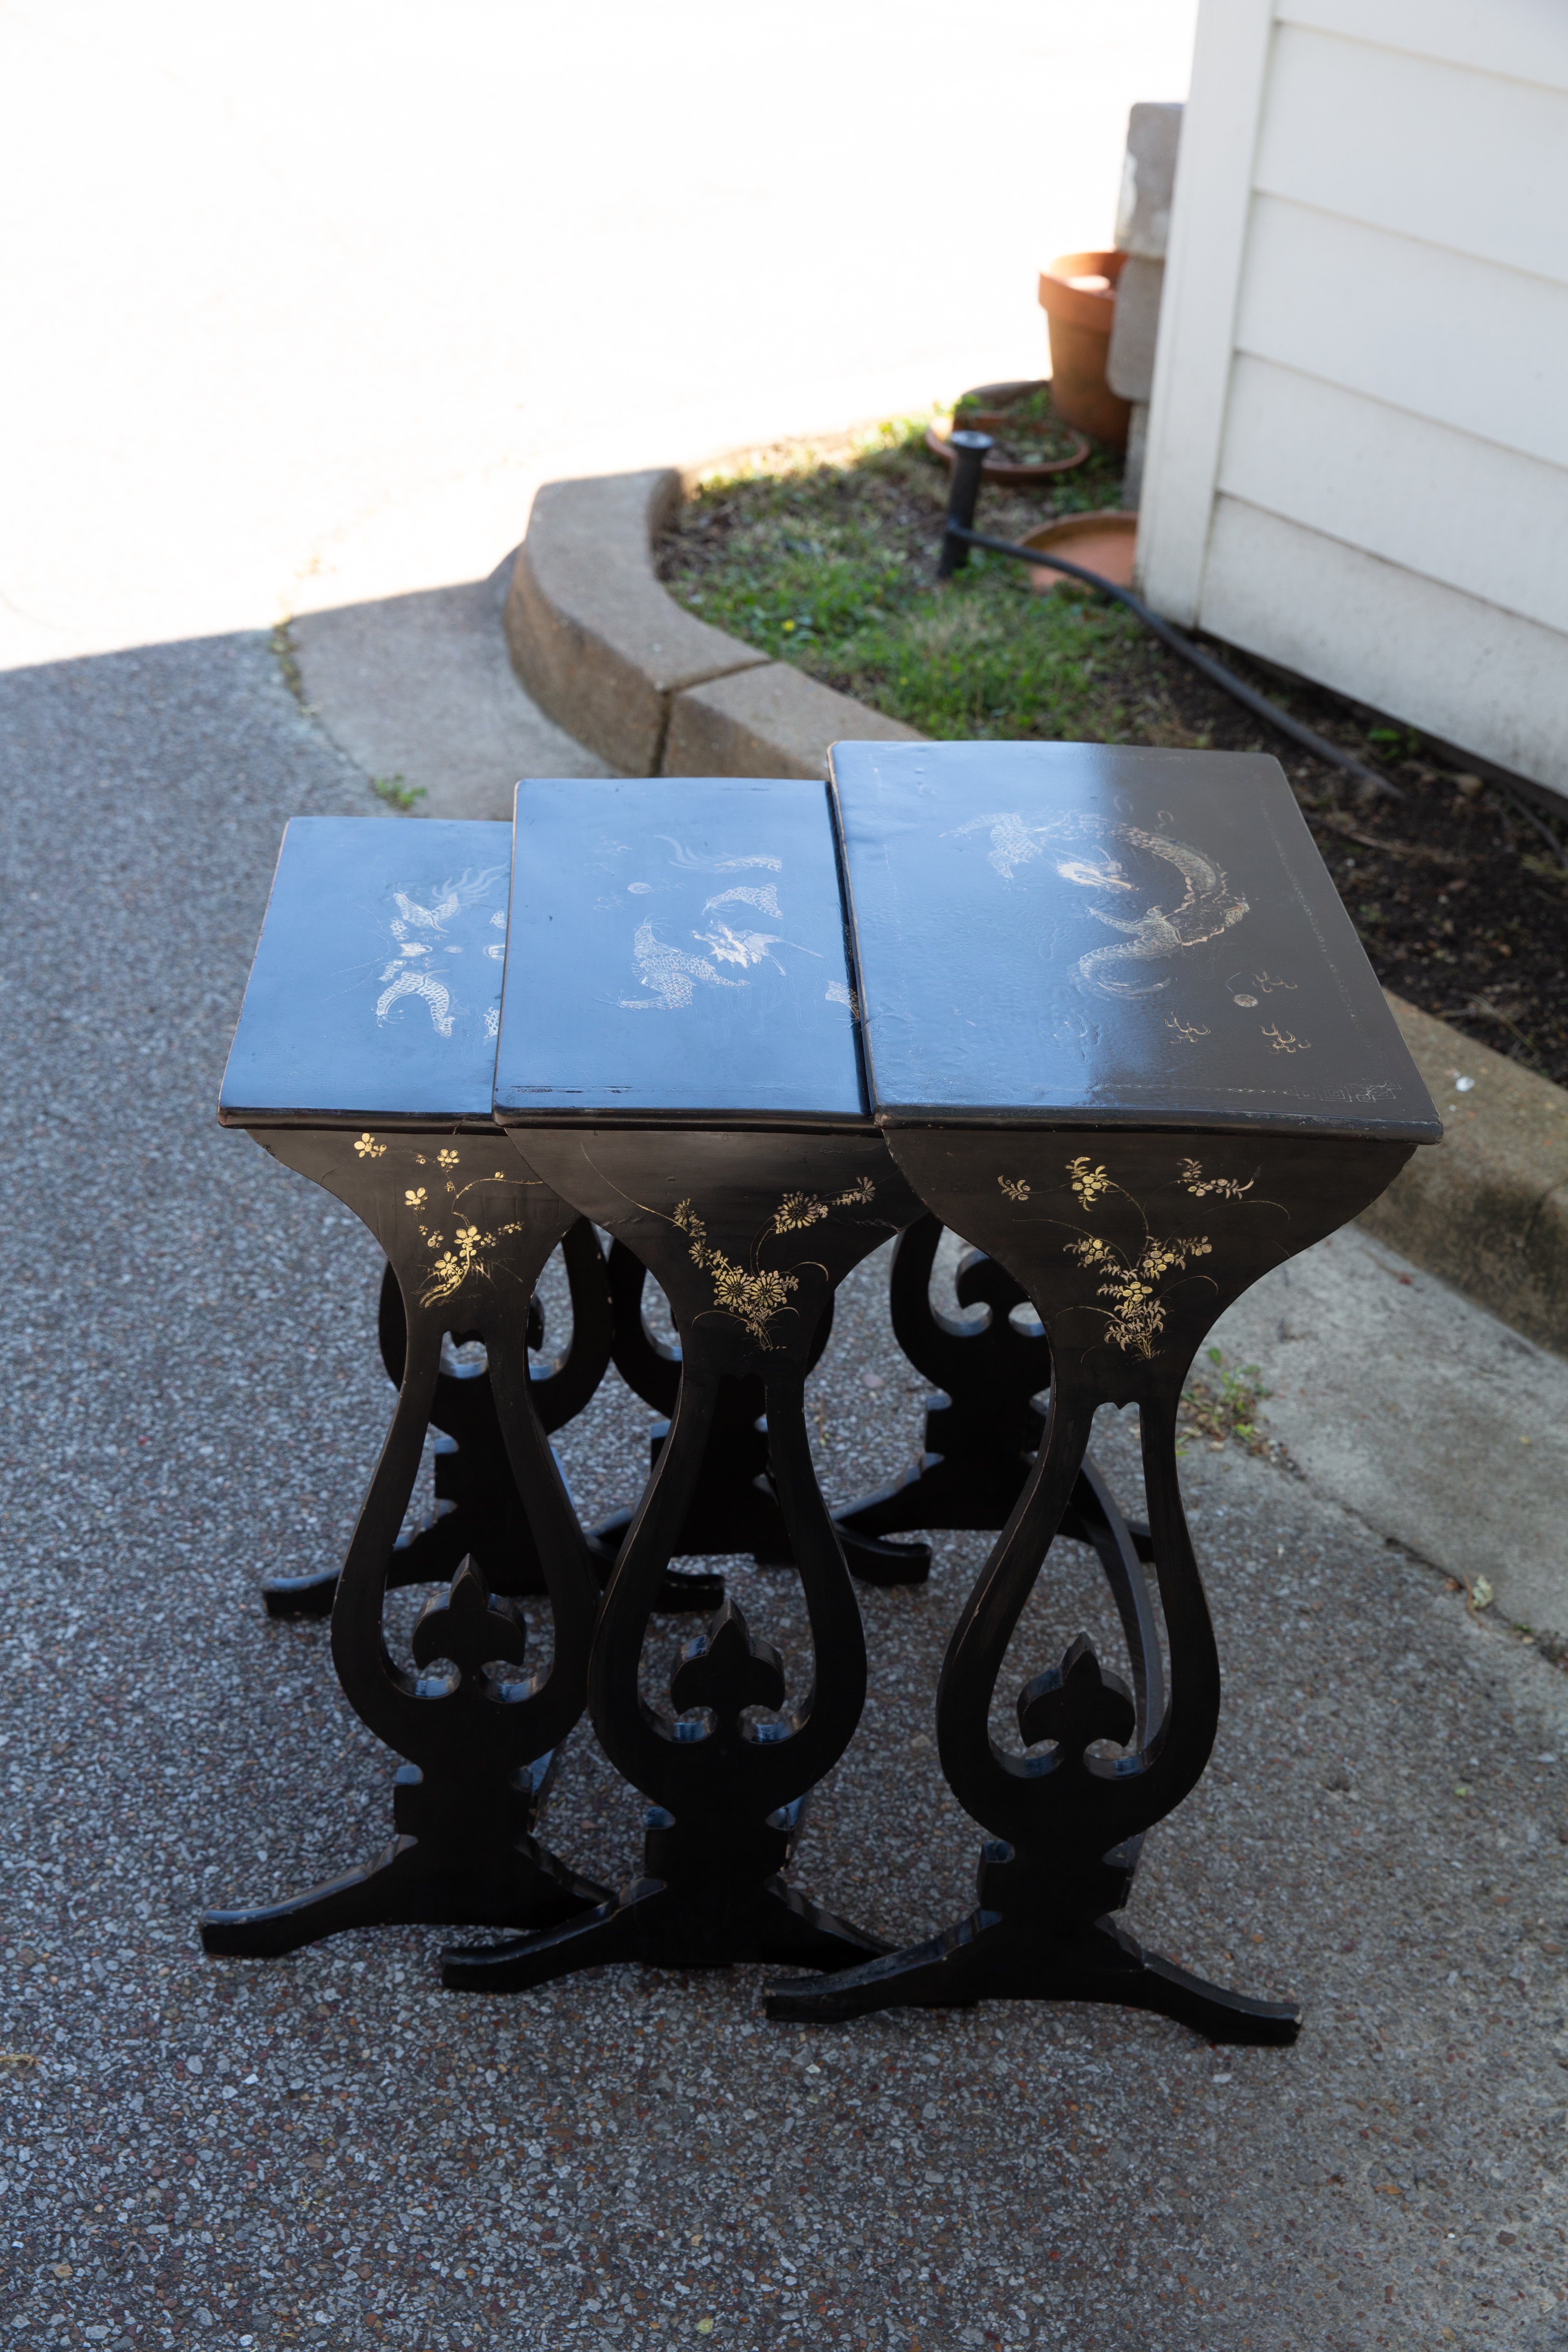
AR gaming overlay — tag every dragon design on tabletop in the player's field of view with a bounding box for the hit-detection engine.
[955,808,1249,1001]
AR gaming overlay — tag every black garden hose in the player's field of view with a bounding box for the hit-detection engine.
[938,430,1402,804]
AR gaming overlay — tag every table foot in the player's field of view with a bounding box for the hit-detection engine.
[764,1905,1299,2042]
[442,1865,889,1993]
[200,1793,612,1960]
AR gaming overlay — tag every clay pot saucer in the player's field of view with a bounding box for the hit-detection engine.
[1020,508,1137,592]
[925,379,1091,488]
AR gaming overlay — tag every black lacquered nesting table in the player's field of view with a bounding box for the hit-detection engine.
[202,744,1438,2046]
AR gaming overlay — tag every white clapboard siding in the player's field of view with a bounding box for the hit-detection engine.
[1200,502,1568,791]
[1138,0,1568,797]
[1218,357,1568,636]
[1257,25,1568,284]
[1235,200,1568,470]
[1278,0,1568,93]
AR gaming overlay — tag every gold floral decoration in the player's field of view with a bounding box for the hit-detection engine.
[353,1132,386,1159]
[1067,1230,1213,1359]
[998,1176,1031,1204]
[673,1200,800,1347]
[1067,1156,1111,1209]
[1178,1157,1254,1201]
[772,1176,876,1235]
[1022,1152,1272,1361]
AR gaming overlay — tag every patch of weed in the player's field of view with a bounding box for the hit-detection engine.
[370,774,426,812]
[1180,1347,1272,1455]
[659,421,1204,751]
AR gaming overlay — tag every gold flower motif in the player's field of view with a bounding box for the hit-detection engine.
[405,1187,428,1207]
[1067,1231,1213,1358]
[437,1149,460,1169]
[998,1176,1031,1204]
[673,1198,800,1348]
[353,1132,385,1159]
[773,1192,829,1235]
[1067,1156,1111,1208]
[771,1176,875,1235]
[1178,1157,1253,1201]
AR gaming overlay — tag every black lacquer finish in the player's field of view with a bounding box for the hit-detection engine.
[202,1129,611,1956]
[766,739,1439,2036]
[834,1212,1160,1693]
[442,1127,927,1992]
[768,1127,1413,2036]
[593,1240,931,1587]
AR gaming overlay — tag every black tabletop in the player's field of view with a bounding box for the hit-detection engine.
[219,817,511,1125]
[830,740,1441,1142]
[494,778,866,1126]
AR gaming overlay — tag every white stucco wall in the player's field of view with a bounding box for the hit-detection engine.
[1136,0,1568,801]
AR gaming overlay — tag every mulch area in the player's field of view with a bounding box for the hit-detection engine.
[659,426,1568,1089]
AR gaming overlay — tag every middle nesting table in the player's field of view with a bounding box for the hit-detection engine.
[449,777,924,1986]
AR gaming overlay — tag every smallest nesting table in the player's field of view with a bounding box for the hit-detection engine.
[202,817,610,1957]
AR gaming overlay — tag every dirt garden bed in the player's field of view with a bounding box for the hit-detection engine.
[657,417,1568,1088]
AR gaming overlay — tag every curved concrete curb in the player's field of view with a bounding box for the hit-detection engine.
[504,466,921,780]
[1368,995,1568,1356]
[503,466,1568,1357]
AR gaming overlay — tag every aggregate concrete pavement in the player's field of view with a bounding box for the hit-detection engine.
[4,637,1568,2351]
[1207,1225,1568,1644]
[291,558,617,822]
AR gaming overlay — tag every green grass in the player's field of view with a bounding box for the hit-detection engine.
[659,417,1215,750]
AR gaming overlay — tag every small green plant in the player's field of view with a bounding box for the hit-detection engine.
[371,773,426,812]
[270,619,307,707]
[1180,1347,1271,1453]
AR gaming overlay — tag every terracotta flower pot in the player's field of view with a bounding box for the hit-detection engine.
[1037,251,1133,452]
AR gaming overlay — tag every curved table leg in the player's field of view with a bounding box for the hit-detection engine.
[443,1126,927,1994]
[261,1218,687,1617]
[768,1128,1361,2042]
[767,1383,1295,2041]
[203,1128,612,1958]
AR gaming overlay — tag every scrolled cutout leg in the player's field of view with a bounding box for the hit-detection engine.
[203,1129,609,1960]
[443,1127,924,1993]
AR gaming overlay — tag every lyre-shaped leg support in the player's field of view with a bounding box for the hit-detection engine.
[442,1125,926,1996]
[768,1128,1352,2042]
[261,1217,632,1618]
[767,1384,1297,2038]
[202,1128,610,1959]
